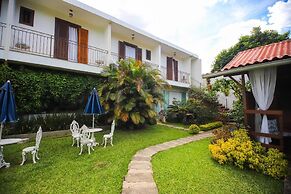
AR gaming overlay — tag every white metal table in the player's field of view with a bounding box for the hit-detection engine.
[0,138,28,168]
[83,128,103,146]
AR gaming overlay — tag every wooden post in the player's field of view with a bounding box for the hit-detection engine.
[241,74,248,127]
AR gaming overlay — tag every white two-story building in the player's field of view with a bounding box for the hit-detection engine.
[0,0,202,110]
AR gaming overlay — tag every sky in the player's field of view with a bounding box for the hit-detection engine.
[79,0,291,73]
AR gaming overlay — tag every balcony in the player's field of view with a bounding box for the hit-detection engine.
[9,25,108,67]
[109,52,159,69]
[160,66,191,84]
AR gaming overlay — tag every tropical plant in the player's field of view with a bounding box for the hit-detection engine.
[166,87,219,124]
[99,59,166,129]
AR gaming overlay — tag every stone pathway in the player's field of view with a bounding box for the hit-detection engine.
[122,131,213,194]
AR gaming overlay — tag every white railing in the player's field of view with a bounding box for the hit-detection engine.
[160,66,191,84]
[9,25,108,67]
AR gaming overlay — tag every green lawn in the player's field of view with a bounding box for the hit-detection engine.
[164,122,190,129]
[152,138,283,194]
[0,125,189,194]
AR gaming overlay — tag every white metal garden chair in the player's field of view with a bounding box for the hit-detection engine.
[70,120,81,147]
[20,127,42,165]
[79,125,94,155]
[102,120,116,148]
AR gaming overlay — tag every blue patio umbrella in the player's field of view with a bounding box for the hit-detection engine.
[84,88,104,128]
[0,80,17,139]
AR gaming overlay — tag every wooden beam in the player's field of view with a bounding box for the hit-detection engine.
[229,76,243,89]
[245,109,283,115]
[241,74,248,127]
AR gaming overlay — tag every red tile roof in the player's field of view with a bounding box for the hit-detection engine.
[222,39,291,71]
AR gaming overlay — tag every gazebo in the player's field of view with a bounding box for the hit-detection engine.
[203,39,291,154]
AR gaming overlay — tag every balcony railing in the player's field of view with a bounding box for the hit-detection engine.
[160,66,191,84]
[0,22,6,49]
[10,25,108,67]
[109,52,159,69]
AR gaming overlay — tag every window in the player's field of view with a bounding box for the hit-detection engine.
[146,49,151,60]
[0,0,2,16]
[19,7,34,26]
[125,45,136,59]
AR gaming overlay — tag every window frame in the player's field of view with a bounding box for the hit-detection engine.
[19,6,35,27]
[146,49,151,61]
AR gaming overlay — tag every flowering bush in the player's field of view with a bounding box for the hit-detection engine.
[209,129,288,179]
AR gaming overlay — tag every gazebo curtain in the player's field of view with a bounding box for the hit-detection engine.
[248,67,277,144]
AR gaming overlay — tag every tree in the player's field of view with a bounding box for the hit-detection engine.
[211,27,290,72]
[99,59,166,129]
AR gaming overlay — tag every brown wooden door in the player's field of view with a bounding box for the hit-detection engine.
[136,47,142,62]
[174,60,178,81]
[167,57,173,80]
[118,41,125,60]
[78,28,88,64]
[54,18,69,60]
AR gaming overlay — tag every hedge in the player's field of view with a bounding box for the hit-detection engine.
[199,121,223,131]
[0,63,101,114]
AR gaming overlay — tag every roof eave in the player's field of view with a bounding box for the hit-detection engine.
[203,58,291,79]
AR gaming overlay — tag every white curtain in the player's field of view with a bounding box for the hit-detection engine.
[68,26,78,62]
[248,67,277,144]
[125,45,136,59]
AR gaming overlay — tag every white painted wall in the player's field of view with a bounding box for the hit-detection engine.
[9,0,107,50]
[191,58,202,87]
[111,33,158,64]
[0,0,202,96]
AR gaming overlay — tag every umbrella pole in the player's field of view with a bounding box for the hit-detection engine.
[0,123,3,140]
[92,114,94,128]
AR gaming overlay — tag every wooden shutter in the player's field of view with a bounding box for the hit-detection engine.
[118,41,125,60]
[167,57,173,80]
[136,47,142,62]
[174,59,178,81]
[78,28,88,64]
[54,18,69,60]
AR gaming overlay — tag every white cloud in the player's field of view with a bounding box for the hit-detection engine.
[79,0,290,73]
[268,0,291,32]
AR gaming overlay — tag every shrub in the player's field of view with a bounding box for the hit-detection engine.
[228,100,244,124]
[200,121,223,131]
[166,87,219,125]
[188,124,200,134]
[0,64,100,114]
[3,113,106,135]
[211,126,232,144]
[209,129,288,179]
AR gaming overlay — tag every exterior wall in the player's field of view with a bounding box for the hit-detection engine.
[191,58,202,87]
[0,0,202,92]
[210,76,239,110]
[12,0,107,49]
[111,33,158,65]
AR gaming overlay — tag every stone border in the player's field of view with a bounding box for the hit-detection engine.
[122,131,213,194]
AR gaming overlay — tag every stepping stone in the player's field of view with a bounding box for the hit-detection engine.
[122,132,213,194]
[122,182,158,194]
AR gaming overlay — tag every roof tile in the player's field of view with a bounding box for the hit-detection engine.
[222,39,291,71]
